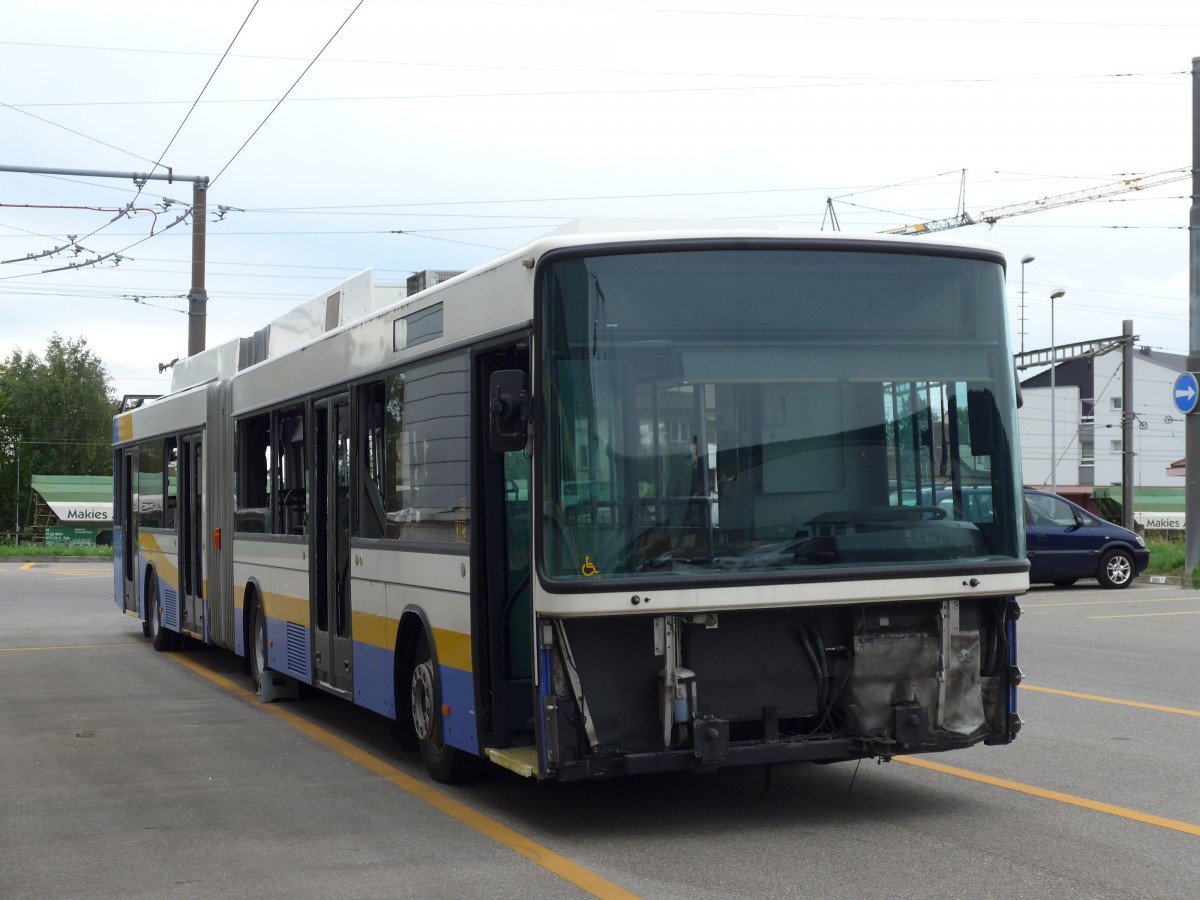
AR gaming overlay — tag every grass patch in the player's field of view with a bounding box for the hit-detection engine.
[1143,538,1200,586]
[1147,538,1185,576]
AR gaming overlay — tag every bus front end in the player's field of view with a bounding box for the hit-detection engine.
[528,237,1024,780]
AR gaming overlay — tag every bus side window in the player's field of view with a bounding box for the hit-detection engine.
[163,436,178,529]
[356,380,388,539]
[277,406,306,536]
[235,412,272,534]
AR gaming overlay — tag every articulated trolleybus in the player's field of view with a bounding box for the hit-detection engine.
[114,225,1025,783]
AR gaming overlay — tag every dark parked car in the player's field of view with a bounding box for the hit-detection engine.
[936,486,1150,589]
[1023,488,1149,589]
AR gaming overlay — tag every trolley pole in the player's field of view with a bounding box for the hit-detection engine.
[1188,57,1200,570]
[0,164,211,357]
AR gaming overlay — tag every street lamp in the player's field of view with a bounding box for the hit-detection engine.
[1020,255,1035,354]
[1050,289,1066,494]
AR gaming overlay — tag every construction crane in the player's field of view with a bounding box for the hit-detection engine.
[876,167,1190,235]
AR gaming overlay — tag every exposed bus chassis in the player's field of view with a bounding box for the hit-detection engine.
[537,597,1021,781]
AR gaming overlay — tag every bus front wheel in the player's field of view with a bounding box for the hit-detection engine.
[410,631,482,783]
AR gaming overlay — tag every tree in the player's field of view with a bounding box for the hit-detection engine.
[0,335,117,540]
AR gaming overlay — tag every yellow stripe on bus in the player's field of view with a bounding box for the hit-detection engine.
[433,626,472,673]
[116,412,133,443]
[353,609,399,652]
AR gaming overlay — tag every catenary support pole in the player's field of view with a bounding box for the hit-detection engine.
[0,163,211,357]
[1187,59,1200,570]
[188,180,208,356]
[1122,320,1134,531]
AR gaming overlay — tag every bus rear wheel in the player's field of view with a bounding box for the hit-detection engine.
[249,596,267,694]
[147,576,179,652]
[410,631,482,783]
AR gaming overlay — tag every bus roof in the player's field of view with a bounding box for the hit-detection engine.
[160,220,1005,398]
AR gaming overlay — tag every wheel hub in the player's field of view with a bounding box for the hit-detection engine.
[1108,556,1131,584]
[411,660,436,742]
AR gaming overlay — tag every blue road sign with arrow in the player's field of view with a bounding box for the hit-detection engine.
[1173,372,1200,415]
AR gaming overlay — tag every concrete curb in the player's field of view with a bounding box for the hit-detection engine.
[1140,574,1183,586]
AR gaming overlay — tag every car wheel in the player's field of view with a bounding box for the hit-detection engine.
[1098,548,1134,589]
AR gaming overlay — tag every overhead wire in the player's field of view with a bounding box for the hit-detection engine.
[131,0,262,209]
[0,99,160,165]
[209,0,366,187]
[1,38,1187,87]
[0,2,260,277]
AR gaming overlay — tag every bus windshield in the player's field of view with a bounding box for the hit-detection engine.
[538,244,1023,583]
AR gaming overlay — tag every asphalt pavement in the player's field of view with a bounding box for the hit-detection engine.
[2,562,1198,899]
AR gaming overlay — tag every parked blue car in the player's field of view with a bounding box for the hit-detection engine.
[937,486,1149,588]
[1023,489,1149,589]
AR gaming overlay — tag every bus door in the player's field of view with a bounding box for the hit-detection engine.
[312,395,354,694]
[476,351,534,748]
[118,447,138,615]
[178,434,204,636]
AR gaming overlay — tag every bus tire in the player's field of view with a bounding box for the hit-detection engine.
[410,630,483,783]
[248,594,267,694]
[147,574,179,652]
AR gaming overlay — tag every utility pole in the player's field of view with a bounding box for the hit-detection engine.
[0,164,210,356]
[14,437,19,548]
[188,180,208,355]
[1187,59,1200,570]
[1121,320,1134,531]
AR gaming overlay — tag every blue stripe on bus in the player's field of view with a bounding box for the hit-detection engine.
[1008,610,1018,715]
[353,639,395,718]
[439,664,479,754]
[537,646,553,774]
[233,612,479,755]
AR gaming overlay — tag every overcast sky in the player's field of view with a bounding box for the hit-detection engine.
[1,1,1197,400]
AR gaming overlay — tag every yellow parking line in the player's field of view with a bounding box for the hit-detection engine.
[1024,596,1198,609]
[897,756,1200,837]
[0,642,142,653]
[169,654,639,900]
[8,562,108,576]
[1020,684,1200,718]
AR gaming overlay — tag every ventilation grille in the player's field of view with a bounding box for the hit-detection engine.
[285,622,309,679]
[324,292,342,331]
[163,586,179,629]
[406,269,463,294]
